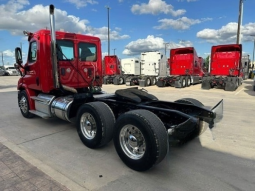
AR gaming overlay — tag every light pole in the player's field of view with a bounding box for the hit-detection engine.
[163,42,169,56]
[105,6,111,56]
[1,51,4,66]
[236,0,244,44]
[113,48,116,55]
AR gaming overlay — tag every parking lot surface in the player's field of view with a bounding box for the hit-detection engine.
[0,76,255,191]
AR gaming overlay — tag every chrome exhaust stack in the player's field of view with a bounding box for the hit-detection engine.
[49,4,60,89]
[49,5,77,94]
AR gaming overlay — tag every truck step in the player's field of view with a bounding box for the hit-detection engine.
[29,110,51,119]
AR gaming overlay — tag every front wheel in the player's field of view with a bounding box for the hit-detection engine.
[113,109,168,171]
[76,102,115,148]
[18,90,34,118]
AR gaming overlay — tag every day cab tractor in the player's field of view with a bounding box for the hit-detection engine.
[103,55,124,85]
[125,51,167,87]
[14,4,223,171]
[202,44,243,91]
[157,47,204,88]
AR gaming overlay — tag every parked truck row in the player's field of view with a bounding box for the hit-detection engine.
[103,47,205,88]
[103,43,252,91]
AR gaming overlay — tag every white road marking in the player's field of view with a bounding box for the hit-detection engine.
[235,88,244,95]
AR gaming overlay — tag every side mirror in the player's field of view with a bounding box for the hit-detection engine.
[15,47,23,65]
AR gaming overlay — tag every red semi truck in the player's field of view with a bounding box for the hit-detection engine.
[14,4,223,171]
[201,44,243,91]
[102,55,124,85]
[157,47,204,88]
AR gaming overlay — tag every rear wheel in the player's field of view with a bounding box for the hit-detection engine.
[181,77,186,88]
[114,109,168,171]
[145,77,151,86]
[119,76,124,84]
[150,77,157,85]
[76,102,115,148]
[186,76,191,87]
[18,90,34,118]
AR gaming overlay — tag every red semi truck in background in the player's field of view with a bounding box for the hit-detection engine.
[103,55,124,85]
[13,4,223,171]
[157,47,204,88]
[201,44,243,91]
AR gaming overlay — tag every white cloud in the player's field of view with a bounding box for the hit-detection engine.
[122,35,193,55]
[131,0,186,17]
[3,49,14,57]
[196,22,255,44]
[154,17,212,30]
[65,0,98,9]
[0,1,129,41]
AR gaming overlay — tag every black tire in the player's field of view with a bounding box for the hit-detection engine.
[175,98,203,107]
[145,77,151,86]
[119,76,124,84]
[174,98,204,143]
[180,77,186,88]
[113,109,168,171]
[185,76,191,87]
[18,90,34,118]
[150,77,157,85]
[76,102,115,148]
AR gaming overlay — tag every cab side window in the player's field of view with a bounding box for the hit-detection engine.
[28,41,37,62]
[79,42,97,62]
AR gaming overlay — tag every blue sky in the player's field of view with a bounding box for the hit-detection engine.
[1,0,255,65]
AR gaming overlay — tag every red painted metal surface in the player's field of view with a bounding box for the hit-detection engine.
[21,29,102,93]
[210,44,242,77]
[103,55,121,76]
[169,47,202,76]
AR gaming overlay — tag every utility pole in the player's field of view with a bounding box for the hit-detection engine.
[1,52,4,66]
[105,6,111,56]
[163,42,169,56]
[252,39,255,68]
[236,0,244,44]
[113,48,116,55]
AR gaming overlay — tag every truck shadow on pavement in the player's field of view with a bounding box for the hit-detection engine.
[138,137,255,191]
[242,80,255,96]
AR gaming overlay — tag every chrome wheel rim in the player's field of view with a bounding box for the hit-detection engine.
[146,79,151,86]
[187,78,191,86]
[182,79,185,87]
[19,96,28,113]
[80,113,97,140]
[119,77,124,84]
[119,125,146,160]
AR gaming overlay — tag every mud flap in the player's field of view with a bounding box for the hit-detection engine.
[156,80,165,87]
[174,80,181,88]
[113,76,120,85]
[139,79,146,87]
[224,81,236,91]
[201,77,211,89]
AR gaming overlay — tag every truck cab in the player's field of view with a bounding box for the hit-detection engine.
[17,29,102,94]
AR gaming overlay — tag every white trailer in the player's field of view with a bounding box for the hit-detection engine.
[125,51,168,87]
